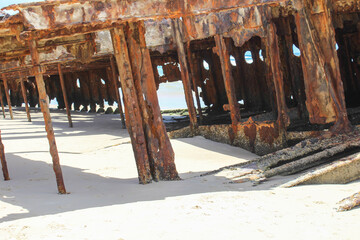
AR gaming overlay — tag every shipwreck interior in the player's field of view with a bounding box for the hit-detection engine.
[0,0,359,194]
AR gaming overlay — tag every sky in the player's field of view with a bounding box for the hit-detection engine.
[0,0,45,9]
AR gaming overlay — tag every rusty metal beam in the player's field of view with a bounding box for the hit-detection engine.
[110,26,152,184]
[126,21,179,181]
[109,56,126,129]
[293,0,350,132]
[186,42,203,124]
[0,84,6,118]
[0,129,10,181]
[2,75,13,120]
[29,39,66,194]
[171,19,198,133]
[266,22,290,127]
[214,35,241,132]
[19,73,31,122]
[58,63,73,128]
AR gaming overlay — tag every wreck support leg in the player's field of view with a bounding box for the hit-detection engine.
[171,19,198,132]
[293,0,350,131]
[2,76,13,120]
[19,74,31,122]
[0,84,6,118]
[214,35,241,132]
[187,43,203,123]
[29,39,66,194]
[126,21,179,181]
[0,130,9,181]
[110,56,126,129]
[111,27,152,184]
[58,64,73,128]
[267,22,290,127]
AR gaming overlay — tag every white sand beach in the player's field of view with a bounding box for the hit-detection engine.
[1,108,360,240]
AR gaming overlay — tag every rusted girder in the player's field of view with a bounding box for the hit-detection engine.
[186,42,203,124]
[293,0,351,132]
[57,63,73,128]
[19,72,31,122]
[110,26,152,184]
[109,56,126,129]
[28,39,66,194]
[214,35,241,133]
[126,21,179,181]
[171,18,198,133]
[2,75,13,120]
[0,129,10,181]
[266,22,290,127]
[0,84,5,118]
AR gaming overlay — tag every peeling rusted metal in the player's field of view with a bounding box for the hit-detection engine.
[29,38,67,194]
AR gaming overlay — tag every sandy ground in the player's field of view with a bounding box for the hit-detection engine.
[0,107,360,240]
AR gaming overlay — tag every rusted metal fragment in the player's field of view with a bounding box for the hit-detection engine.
[111,26,152,184]
[283,152,360,187]
[338,191,360,211]
[266,21,290,127]
[126,21,179,181]
[186,42,203,123]
[214,35,241,136]
[0,129,10,181]
[109,56,126,129]
[28,39,66,194]
[2,75,13,119]
[171,18,198,132]
[19,72,31,122]
[58,63,73,127]
[293,0,350,131]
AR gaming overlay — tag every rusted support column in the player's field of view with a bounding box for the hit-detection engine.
[110,56,126,129]
[110,26,152,184]
[186,43,203,124]
[126,21,179,181]
[214,35,241,132]
[266,22,290,127]
[171,19,198,132]
[19,73,32,122]
[0,130,10,181]
[293,0,350,132]
[2,75,13,120]
[58,64,73,128]
[0,84,6,118]
[28,39,66,194]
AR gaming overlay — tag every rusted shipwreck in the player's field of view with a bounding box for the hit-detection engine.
[0,0,359,205]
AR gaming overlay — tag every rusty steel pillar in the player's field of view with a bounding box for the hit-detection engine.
[2,75,13,120]
[214,35,241,133]
[171,19,198,133]
[266,22,290,127]
[110,26,152,184]
[293,0,350,132]
[19,73,32,122]
[28,39,66,194]
[126,21,179,181]
[0,84,6,118]
[0,130,10,181]
[58,64,73,128]
[186,43,203,124]
[110,56,126,129]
